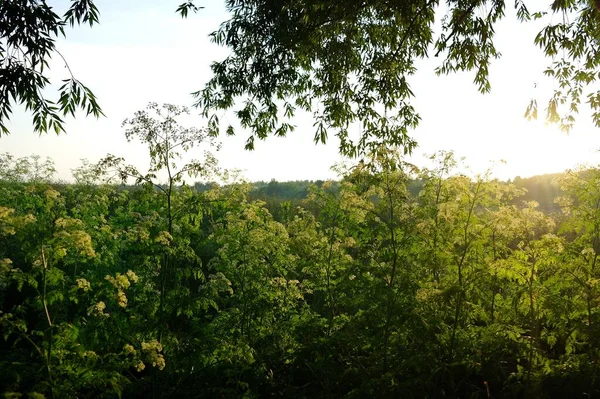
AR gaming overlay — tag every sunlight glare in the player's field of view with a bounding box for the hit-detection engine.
[492,119,599,180]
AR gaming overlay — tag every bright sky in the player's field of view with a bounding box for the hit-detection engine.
[2,0,599,183]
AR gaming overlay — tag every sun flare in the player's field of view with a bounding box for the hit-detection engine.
[497,121,596,179]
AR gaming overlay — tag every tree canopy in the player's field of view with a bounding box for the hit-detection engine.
[200,0,600,156]
[0,1,199,136]
[1,1,599,155]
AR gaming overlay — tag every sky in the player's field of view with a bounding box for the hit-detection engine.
[2,0,600,183]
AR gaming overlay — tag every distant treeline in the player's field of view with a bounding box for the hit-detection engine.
[194,173,564,217]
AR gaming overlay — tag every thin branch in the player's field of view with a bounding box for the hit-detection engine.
[55,49,75,80]
[41,245,53,328]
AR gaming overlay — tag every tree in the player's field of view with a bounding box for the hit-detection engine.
[3,1,598,151]
[0,1,201,136]
[555,167,600,392]
[199,0,600,157]
[0,0,104,135]
[98,102,219,234]
[97,102,219,342]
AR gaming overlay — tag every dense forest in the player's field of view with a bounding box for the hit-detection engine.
[2,140,600,398]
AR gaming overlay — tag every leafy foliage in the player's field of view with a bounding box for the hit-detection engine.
[0,1,200,136]
[3,1,599,151]
[0,0,103,135]
[3,143,600,397]
[200,1,600,156]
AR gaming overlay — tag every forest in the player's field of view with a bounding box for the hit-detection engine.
[2,106,600,397]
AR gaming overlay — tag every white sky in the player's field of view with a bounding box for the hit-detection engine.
[2,0,599,183]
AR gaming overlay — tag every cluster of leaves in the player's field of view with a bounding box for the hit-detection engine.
[2,128,600,397]
[0,1,201,136]
[3,1,600,157]
[0,0,104,135]
[201,0,600,156]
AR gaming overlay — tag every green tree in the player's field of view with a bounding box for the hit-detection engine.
[98,102,219,238]
[95,103,224,396]
[0,1,201,136]
[554,167,600,394]
[0,179,125,397]
[0,0,103,135]
[200,0,600,156]
[4,1,599,150]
